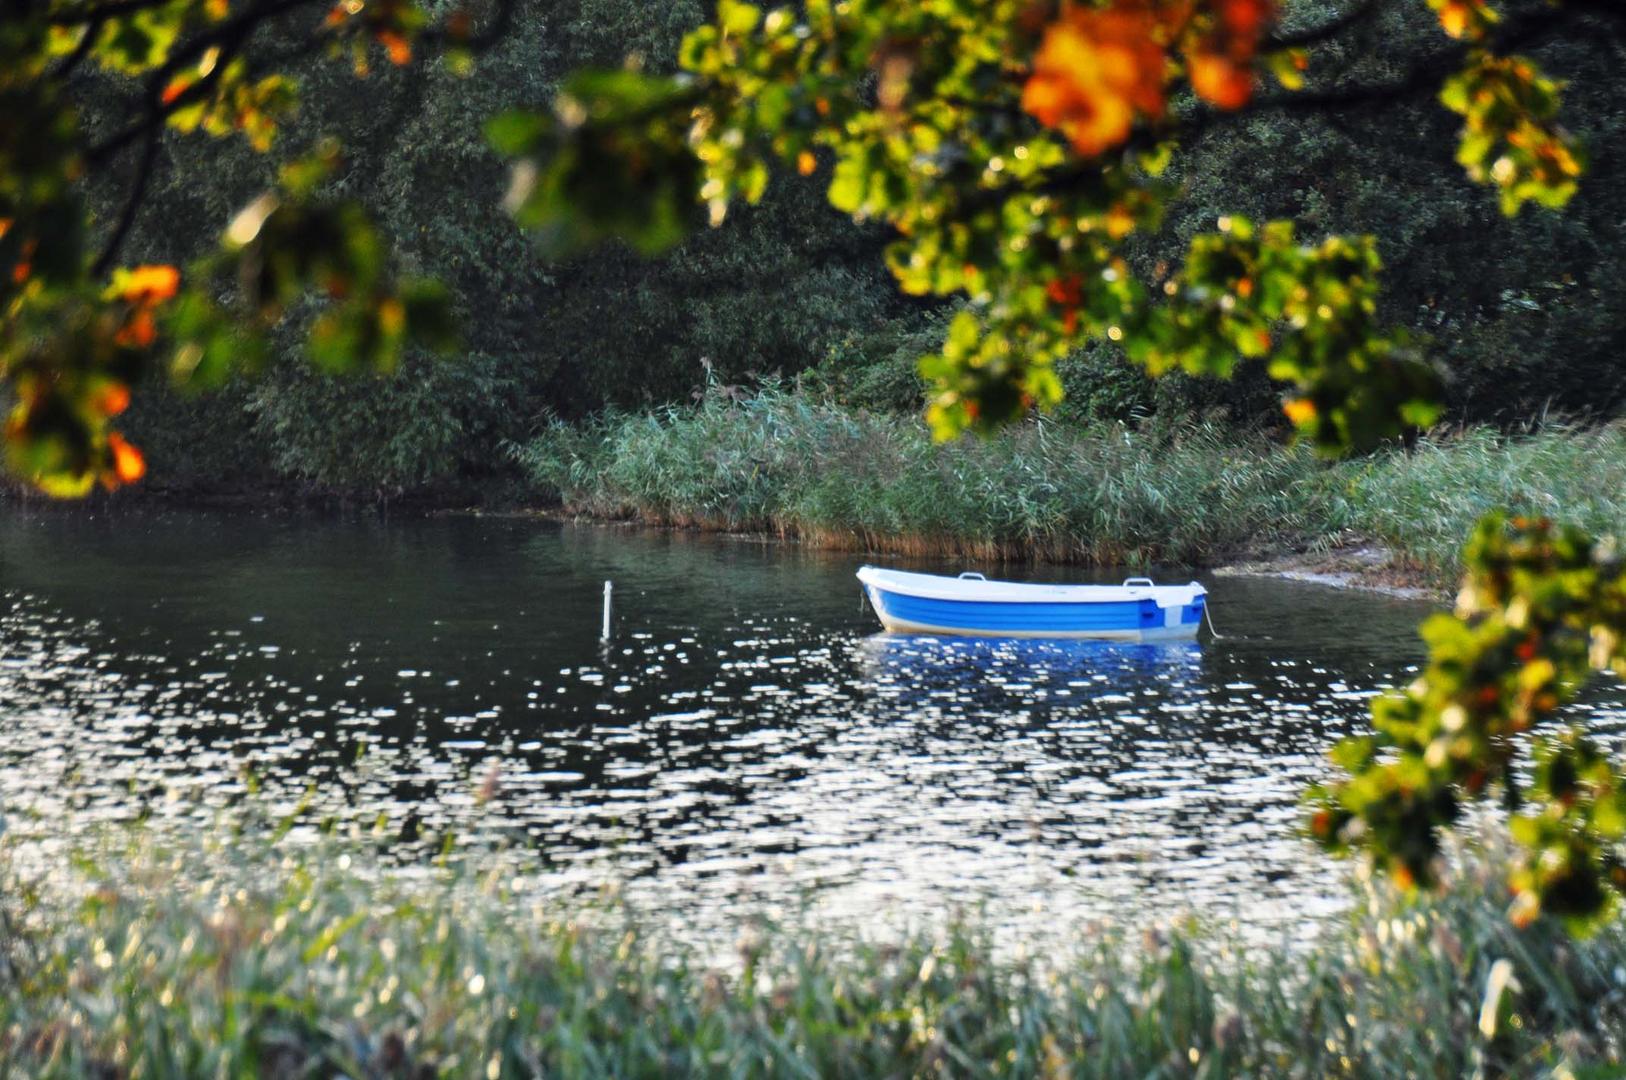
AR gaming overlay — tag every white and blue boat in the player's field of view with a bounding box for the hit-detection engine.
[856,566,1208,641]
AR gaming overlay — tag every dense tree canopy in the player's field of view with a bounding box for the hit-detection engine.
[1,0,1622,497]
[490,0,1610,450]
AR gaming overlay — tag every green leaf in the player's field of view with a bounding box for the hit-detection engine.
[718,0,762,36]
[486,111,550,155]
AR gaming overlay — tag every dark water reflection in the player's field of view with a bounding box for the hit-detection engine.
[3,507,1622,933]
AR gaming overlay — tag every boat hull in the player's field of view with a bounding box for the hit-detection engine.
[857,566,1205,641]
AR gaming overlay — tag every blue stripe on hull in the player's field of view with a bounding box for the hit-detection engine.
[871,588,1190,633]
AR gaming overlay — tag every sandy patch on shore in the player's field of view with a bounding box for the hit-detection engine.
[1214,544,1446,601]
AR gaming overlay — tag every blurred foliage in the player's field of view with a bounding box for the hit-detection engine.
[1,0,466,497]
[1310,514,1626,932]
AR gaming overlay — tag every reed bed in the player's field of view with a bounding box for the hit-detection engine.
[1337,423,1626,580]
[515,390,1333,568]
[516,393,1625,583]
[3,820,1624,1078]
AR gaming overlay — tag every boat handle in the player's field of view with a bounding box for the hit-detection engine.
[1122,577,1155,587]
[958,571,987,580]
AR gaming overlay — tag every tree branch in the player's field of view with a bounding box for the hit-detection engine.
[83,0,325,166]
[47,0,178,25]
[74,0,520,271]
[1266,0,1392,51]
[926,0,1601,234]
[457,0,517,54]
[80,0,322,272]
[91,119,161,276]
[1187,0,1596,141]
[48,18,104,79]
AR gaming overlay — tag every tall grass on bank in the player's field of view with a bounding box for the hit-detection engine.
[515,389,1332,567]
[1338,423,1626,580]
[4,823,1626,1077]
[515,391,1626,581]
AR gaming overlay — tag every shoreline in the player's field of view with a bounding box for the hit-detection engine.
[5,487,1453,599]
[1211,544,1447,601]
[469,503,1452,599]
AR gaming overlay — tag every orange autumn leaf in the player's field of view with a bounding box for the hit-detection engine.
[1045,274,1083,307]
[1215,0,1270,37]
[1437,1,1470,37]
[797,150,817,175]
[1282,397,1317,425]
[114,310,158,348]
[160,75,193,105]
[1022,0,1169,158]
[1185,0,1271,109]
[12,237,36,284]
[1046,274,1084,333]
[1431,0,1495,39]
[117,264,180,305]
[1188,51,1253,109]
[94,382,132,417]
[378,297,406,336]
[107,433,147,485]
[378,30,412,65]
[1103,202,1137,239]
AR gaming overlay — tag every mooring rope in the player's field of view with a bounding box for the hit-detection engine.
[1203,599,1224,641]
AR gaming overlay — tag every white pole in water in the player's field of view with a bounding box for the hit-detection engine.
[602,580,613,641]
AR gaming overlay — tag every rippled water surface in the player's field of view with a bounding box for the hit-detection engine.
[4,508,1623,933]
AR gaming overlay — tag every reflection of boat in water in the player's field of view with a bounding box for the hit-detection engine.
[857,633,1204,708]
[856,566,1207,641]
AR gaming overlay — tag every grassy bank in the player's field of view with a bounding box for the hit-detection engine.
[515,391,1626,583]
[1335,424,1626,581]
[4,822,1625,1077]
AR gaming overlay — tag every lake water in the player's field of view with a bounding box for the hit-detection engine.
[4,507,1623,936]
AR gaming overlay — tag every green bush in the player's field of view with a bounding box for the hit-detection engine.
[244,351,528,499]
